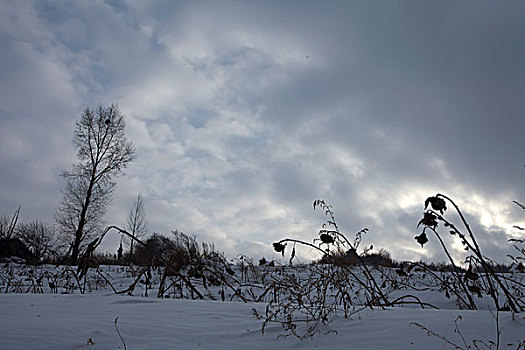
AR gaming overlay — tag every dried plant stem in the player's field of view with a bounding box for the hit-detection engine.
[96,269,117,294]
[427,227,477,309]
[410,319,464,350]
[425,194,522,313]
[114,317,127,350]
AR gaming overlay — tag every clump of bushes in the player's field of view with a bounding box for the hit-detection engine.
[318,248,398,267]
[0,208,58,264]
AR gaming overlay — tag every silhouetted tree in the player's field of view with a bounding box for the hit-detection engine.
[125,192,148,265]
[17,221,57,262]
[56,104,135,264]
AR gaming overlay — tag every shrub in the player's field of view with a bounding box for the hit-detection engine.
[0,237,34,261]
[318,248,397,267]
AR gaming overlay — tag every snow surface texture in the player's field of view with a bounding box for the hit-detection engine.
[1,294,524,350]
[1,263,524,349]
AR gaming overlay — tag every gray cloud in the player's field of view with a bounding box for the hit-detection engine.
[1,0,524,264]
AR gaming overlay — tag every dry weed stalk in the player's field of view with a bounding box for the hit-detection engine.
[76,226,251,301]
[416,194,524,313]
[254,200,412,338]
[114,317,127,350]
[411,311,525,350]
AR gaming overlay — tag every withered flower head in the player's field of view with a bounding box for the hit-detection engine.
[465,265,479,281]
[468,285,482,298]
[465,270,479,281]
[425,196,447,214]
[273,242,286,254]
[414,232,428,247]
[418,212,438,229]
[395,268,408,277]
[320,233,335,244]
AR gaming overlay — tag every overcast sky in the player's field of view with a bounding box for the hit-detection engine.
[1,0,524,263]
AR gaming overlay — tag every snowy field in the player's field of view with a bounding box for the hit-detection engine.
[2,294,524,350]
[1,263,524,350]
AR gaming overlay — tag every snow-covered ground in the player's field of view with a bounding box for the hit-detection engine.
[2,294,524,350]
[1,263,524,349]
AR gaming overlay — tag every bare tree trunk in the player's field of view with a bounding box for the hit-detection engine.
[70,176,95,265]
[129,239,134,265]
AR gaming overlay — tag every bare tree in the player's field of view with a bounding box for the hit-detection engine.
[125,192,148,265]
[56,104,135,264]
[17,221,57,262]
[0,206,20,240]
